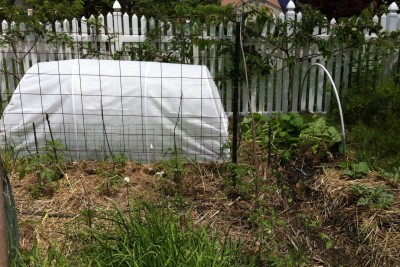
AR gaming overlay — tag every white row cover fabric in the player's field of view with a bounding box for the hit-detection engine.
[0,59,229,162]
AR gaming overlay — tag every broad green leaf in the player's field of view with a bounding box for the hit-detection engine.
[290,116,304,128]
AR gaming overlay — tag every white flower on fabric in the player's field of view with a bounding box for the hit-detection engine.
[150,144,154,150]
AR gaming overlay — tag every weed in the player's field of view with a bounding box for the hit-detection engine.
[297,213,320,228]
[349,184,394,209]
[111,153,127,169]
[10,242,69,267]
[340,161,369,178]
[96,167,123,196]
[159,147,188,185]
[378,167,400,183]
[19,140,66,198]
[0,143,24,174]
[241,113,341,164]
[76,201,248,267]
[334,76,400,171]
[248,207,310,266]
[319,233,334,250]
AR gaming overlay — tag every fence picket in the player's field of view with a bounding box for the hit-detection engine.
[209,24,216,76]
[242,81,248,115]
[316,56,325,113]
[307,44,318,112]
[226,80,232,115]
[141,16,147,35]
[275,51,283,112]
[250,75,257,112]
[267,67,274,114]
[123,13,129,35]
[300,43,310,111]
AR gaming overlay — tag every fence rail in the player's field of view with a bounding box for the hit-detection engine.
[1,1,400,115]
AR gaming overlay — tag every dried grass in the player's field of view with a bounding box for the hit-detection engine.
[12,161,160,255]
[315,168,400,266]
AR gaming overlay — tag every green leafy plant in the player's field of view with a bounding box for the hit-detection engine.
[319,233,334,250]
[349,184,394,209]
[241,113,342,164]
[249,208,309,266]
[160,147,188,184]
[379,167,400,183]
[21,140,66,198]
[297,213,320,229]
[96,168,123,196]
[341,161,370,178]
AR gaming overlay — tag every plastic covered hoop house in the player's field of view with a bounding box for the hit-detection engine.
[0,59,229,162]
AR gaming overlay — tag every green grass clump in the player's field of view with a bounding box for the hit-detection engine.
[346,122,400,171]
[76,201,250,267]
[331,74,400,173]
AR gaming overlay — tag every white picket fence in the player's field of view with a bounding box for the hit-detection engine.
[1,0,400,115]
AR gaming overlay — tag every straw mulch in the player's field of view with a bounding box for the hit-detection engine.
[11,161,258,257]
[12,161,161,254]
[314,168,400,267]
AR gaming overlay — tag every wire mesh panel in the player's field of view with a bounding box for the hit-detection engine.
[0,59,229,162]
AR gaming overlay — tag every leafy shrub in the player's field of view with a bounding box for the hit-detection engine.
[241,113,342,163]
[342,77,400,128]
[334,75,400,171]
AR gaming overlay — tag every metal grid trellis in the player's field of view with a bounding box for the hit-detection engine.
[0,59,229,162]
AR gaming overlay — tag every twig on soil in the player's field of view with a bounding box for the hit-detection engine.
[195,213,208,225]
[227,196,241,207]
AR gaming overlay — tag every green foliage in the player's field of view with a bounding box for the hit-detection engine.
[319,233,334,250]
[248,207,309,267]
[224,163,255,199]
[241,113,342,163]
[19,140,65,198]
[159,147,188,184]
[341,161,369,178]
[76,201,247,267]
[0,0,83,23]
[297,213,320,228]
[330,8,381,45]
[10,242,69,267]
[297,213,334,253]
[378,167,400,183]
[342,78,400,129]
[95,168,123,196]
[300,0,385,19]
[95,154,127,196]
[339,75,400,171]
[346,123,400,172]
[349,184,394,209]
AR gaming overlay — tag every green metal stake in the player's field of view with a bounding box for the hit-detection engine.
[231,9,242,185]
[0,159,8,267]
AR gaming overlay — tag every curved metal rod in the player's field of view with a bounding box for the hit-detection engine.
[301,63,346,156]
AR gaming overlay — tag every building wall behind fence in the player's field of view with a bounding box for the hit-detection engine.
[1,1,400,116]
